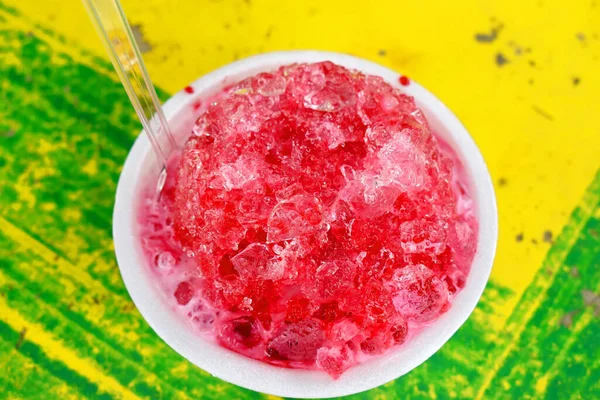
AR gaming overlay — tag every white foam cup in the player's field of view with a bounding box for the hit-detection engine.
[113,51,498,398]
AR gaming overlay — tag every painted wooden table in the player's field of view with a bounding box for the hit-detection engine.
[1,0,599,398]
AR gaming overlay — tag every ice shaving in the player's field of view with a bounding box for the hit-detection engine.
[138,62,478,378]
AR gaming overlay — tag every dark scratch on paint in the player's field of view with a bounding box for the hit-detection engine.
[15,328,27,350]
[265,26,274,40]
[131,24,152,53]
[475,24,503,43]
[516,233,524,242]
[532,105,554,121]
[532,238,539,245]
[572,77,581,86]
[378,49,387,56]
[495,52,509,66]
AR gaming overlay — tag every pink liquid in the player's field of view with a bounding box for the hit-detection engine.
[138,62,478,378]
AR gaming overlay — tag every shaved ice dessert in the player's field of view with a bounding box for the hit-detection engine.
[138,62,478,378]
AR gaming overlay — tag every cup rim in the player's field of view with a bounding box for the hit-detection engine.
[113,50,498,398]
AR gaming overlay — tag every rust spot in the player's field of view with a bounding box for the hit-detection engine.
[571,267,580,278]
[543,230,553,243]
[582,289,600,307]
[559,311,576,328]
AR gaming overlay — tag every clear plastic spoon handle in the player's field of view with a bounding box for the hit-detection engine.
[83,0,176,170]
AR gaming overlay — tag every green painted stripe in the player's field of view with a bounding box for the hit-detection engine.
[0,268,185,399]
[0,320,113,400]
[0,1,19,16]
[549,315,600,399]
[0,336,83,400]
[0,230,262,400]
[479,171,600,399]
[0,51,137,152]
[0,2,170,105]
